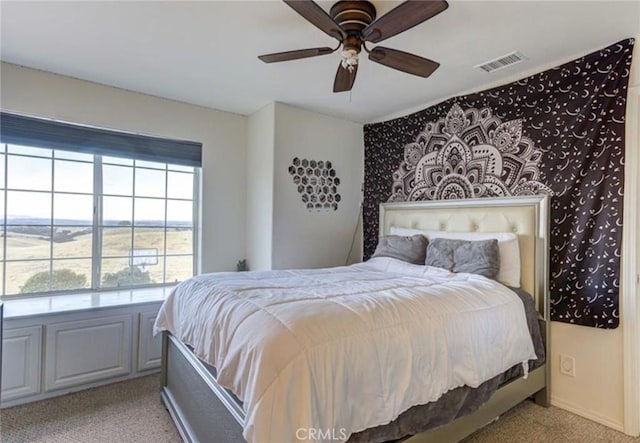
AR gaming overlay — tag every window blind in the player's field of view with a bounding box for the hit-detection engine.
[0,112,202,167]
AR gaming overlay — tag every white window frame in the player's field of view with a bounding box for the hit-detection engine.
[0,146,200,297]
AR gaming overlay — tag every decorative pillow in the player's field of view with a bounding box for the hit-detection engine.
[425,238,500,279]
[372,235,428,265]
[390,226,520,287]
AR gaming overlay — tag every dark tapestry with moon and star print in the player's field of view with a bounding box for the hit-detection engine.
[363,39,634,329]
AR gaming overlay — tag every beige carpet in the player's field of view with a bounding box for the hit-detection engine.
[462,401,639,443]
[1,375,637,443]
[0,376,181,443]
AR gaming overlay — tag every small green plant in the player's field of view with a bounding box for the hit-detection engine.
[20,269,87,293]
[236,259,248,272]
[102,266,155,287]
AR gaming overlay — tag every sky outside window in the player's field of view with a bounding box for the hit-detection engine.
[5,156,193,225]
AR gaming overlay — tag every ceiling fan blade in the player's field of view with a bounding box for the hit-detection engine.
[362,0,448,44]
[283,0,345,41]
[368,46,439,77]
[333,63,358,93]
[258,47,335,63]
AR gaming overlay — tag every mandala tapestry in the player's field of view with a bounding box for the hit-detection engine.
[363,39,634,329]
[389,103,553,201]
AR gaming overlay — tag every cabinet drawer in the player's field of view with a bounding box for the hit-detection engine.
[45,315,132,391]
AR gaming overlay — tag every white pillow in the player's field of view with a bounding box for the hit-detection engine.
[390,226,521,287]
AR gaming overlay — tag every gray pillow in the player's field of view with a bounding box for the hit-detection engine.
[372,234,428,265]
[425,238,500,279]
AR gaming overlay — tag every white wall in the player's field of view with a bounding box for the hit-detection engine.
[628,79,640,435]
[245,102,363,271]
[271,103,363,270]
[246,104,275,271]
[0,62,247,273]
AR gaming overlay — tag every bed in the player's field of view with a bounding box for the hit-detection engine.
[156,195,550,443]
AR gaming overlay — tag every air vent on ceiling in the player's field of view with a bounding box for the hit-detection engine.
[475,51,527,73]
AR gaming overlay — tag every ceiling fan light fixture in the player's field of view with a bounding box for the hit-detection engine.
[340,48,359,71]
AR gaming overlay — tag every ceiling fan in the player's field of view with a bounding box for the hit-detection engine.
[258,0,449,93]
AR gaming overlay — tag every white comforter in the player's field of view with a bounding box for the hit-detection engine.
[154,257,537,443]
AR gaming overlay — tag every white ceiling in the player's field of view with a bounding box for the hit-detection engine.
[1,1,638,123]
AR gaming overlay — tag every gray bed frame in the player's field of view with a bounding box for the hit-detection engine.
[160,195,551,443]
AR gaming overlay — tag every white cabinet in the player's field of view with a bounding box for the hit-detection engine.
[45,314,132,391]
[1,302,162,407]
[137,310,162,371]
[1,326,42,401]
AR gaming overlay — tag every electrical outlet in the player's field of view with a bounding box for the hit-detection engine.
[559,354,576,377]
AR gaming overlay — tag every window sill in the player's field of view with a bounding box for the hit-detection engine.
[2,286,174,320]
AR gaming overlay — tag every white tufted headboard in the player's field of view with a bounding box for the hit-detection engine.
[379,196,549,319]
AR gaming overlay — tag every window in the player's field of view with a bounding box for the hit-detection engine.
[0,113,202,297]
